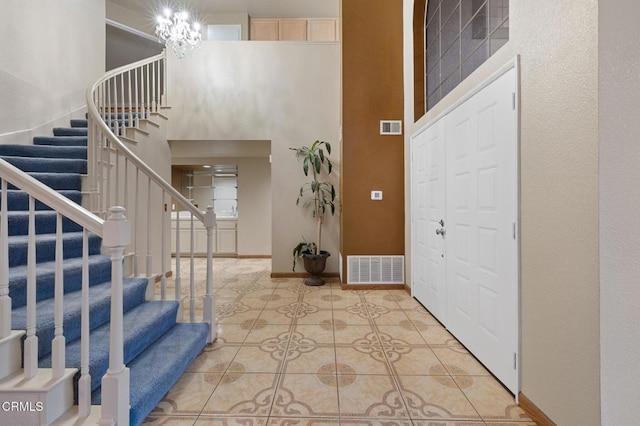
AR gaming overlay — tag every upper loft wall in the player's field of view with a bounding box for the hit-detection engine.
[0,0,105,141]
[106,25,163,71]
[166,42,340,274]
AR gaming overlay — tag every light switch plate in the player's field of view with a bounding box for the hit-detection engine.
[371,190,383,200]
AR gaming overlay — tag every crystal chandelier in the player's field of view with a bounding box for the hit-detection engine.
[155,8,201,59]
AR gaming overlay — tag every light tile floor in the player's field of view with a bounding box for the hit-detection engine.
[146,258,534,425]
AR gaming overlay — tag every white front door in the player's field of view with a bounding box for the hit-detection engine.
[411,120,446,322]
[444,67,518,393]
[411,62,519,394]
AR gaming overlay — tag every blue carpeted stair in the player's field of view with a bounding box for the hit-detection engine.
[1,119,208,425]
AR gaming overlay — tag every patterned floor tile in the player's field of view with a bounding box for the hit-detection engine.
[142,415,198,425]
[151,373,219,416]
[271,374,339,417]
[187,345,241,373]
[452,376,532,422]
[148,259,524,426]
[432,348,491,376]
[335,346,391,376]
[337,375,409,420]
[395,375,480,421]
[283,346,337,374]
[201,373,278,416]
[195,416,269,425]
[384,346,444,376]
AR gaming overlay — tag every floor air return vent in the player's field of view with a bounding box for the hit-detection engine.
[347,256,404,284]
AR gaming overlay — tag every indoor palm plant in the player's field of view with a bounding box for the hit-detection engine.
[291,140,336,286]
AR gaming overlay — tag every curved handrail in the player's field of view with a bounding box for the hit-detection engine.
[85,52,204,223]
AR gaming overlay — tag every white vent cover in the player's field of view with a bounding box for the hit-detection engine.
[347,256,404,284]
[380,120,402,135]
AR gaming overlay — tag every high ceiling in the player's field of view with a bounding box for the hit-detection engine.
[109,0,339,19]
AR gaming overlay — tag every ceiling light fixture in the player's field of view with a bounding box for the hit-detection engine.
[155,7,201,59]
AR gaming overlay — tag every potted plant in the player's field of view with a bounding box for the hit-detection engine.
[291,140,337,286]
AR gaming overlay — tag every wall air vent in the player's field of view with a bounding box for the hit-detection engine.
[347,256,404,284]
[380,120,403,135]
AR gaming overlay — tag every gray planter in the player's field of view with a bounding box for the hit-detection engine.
[302,251,330,286]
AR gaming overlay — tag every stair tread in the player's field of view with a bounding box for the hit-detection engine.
[0,144,87,159]
[8,254,112,309]
[12,277,149,358]
[0,155,86,174]
[91,322,209,426]
[40,300,181,393]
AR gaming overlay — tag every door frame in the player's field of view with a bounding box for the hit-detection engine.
[410,55,521,395]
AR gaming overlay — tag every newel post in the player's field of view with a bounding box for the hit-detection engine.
[203,207,217,343]
[99,207,131,426]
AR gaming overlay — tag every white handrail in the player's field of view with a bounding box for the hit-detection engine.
[0,158,104,234]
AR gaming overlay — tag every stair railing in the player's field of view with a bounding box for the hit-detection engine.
[85,50,217,341]
[0,159,129,422]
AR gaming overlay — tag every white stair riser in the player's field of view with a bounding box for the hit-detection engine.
[0,331,25,381]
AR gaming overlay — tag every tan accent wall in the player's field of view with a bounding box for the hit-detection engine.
[341,0,405,279]
[403,0,599,424]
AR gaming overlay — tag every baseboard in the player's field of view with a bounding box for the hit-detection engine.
[271,272,340,278]
[519,392,556,426]
[237,255,272,259]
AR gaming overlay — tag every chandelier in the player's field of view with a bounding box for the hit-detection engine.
[155,8,202,59]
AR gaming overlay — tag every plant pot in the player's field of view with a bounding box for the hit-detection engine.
[302,251,330,286]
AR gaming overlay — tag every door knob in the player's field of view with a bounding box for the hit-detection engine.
[435,228,446,236]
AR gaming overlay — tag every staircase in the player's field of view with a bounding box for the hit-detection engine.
[0,120,209,424]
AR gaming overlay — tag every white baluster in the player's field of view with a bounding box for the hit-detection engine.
[134,168,140,277]
[146,178,152,277]
[99,207,130,426]
[78,229,91,417]
[120,73,125,135]
[134,68,140,128]
[162,49,168,106]
[23,196,38,379]
[0,179,10,338]
[203,207,217,343]
[152,61,157,112]
[51,213,65,378]
[174,205,182,320]
[127,70,133,131]
[144,64,151,118]
[189,213,195,322]
[161,190,166,300]
[115,153,120,207]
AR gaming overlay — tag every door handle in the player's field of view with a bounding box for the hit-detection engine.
[435,228,446,236]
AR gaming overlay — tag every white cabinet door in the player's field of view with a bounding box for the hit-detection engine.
[411,64,519,394]
[412,119,447,322]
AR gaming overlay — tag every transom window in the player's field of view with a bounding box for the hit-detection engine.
[425,0,509,110]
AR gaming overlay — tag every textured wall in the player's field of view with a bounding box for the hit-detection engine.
[166,42,340,273]
[341,0,405,277]
[599,1,640,424]
[0,0,105,143]
[403,0,599,424]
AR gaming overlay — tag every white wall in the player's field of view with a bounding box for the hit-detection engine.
[167,42,340,273]
[600,1,640,424]
[0,0,105,144]
[403,1,599,424]
[237,157,271,256]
